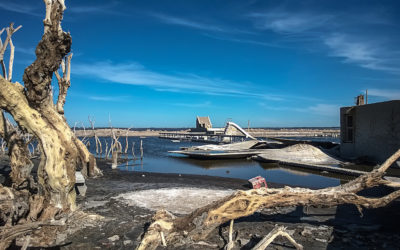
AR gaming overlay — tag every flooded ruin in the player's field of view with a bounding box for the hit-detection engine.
[83,136,398,189]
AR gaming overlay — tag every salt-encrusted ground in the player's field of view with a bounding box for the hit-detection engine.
[1,156,400,249]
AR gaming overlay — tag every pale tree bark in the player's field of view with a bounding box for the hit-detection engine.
[137,148,400,250]
[88,116,102,156]
[54,53,72,115]
[0,23,22,81]
[0,113,34,190]
[0,23,34,191]
[0,0,100,225]
[251,225,303,250]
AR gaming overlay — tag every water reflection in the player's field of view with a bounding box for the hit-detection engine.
[170,156,257,169]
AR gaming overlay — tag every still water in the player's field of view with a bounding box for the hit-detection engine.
[85,137,350,189]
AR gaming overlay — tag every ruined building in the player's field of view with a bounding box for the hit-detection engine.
[193,116,212,132]
[340,100,400,164]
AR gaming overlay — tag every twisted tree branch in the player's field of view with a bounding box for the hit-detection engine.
[137,148,400,250]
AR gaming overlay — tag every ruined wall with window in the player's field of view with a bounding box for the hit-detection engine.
[340,100,400,163]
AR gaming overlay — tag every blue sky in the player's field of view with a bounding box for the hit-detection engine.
[1,0,400,128]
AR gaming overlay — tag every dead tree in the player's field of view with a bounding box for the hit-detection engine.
[137,149,400,250]
[54,53,72,115]
[88,116,102,156]
[0,0,101,226]
[0,113,34,190]
[124,127,132,154]
[0,23,34,190]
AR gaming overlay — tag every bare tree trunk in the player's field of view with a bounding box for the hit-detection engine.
[0,0,100,222]
[0,23,34,191]
[54,54,72,115]
[137,148,400,250]
[0,111,34,192]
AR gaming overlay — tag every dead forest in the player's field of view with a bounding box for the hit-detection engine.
[0,1,400,249]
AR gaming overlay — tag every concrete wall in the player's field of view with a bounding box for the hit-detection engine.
[340,100,400,163]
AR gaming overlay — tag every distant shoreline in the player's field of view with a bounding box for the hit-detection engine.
[74,127,340,138]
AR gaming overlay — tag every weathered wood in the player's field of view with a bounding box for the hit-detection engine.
[0,112,34,190]
[251,225,303,250]
[224,219,234,250]
[0,0,100,228]
[54,53,72,115]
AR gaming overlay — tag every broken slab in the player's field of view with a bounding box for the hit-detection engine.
[114,187,234,214]
[75,171,87,196]
[254,144,342,165]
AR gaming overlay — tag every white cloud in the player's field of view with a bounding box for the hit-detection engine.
[324,33,400,74]
[367,89,400,100]
[247,9,400,74]
[72,61,287,101]
[249,12,332,34]
[149,13,253,35]
[0,2,40,16]
[202,33,285,49]
[15,46,35,56]
[88,95,131,102]
[173,101,212,108]
[260,103,339,116]
[67,2,121,15]
[307,104,339,116]
[150,13,228,33]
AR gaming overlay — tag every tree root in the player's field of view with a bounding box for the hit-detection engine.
[0,209,104,249]
[0,219,65,249]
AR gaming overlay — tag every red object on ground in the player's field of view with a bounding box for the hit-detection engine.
[248,176,268,189]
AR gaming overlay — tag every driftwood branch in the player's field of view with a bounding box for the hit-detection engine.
[137,148,400,250]
[251,225,303,250]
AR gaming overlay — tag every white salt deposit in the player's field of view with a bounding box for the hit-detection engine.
[114,187,234,214]
[257,144,341,165]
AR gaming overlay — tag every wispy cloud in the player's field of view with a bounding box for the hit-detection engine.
[150,13,253,35]
[151,13,229,33]
[202,33,285,49]
[367,89,400,100]
[260,103,339,116]
[0,1,120,17]
[324,33,400,74]
[88,95,131,102]
[247,8,400,74]
[72,61,287,101]
[307,104,339,116]
[249,11,332,34]
[15,46,35,56]
[0,2,40,16]
[67,2,121,15]
[173,101,212,108]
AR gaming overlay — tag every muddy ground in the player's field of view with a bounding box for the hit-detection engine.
[1,156,400,249]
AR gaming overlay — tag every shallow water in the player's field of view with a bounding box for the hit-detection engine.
[84,136,355,188]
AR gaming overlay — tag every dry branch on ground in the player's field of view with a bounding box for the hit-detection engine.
[137,148,400,250]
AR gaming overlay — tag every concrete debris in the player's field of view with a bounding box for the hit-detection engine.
[255,144,342,165]
[123,240,132,245]
[108,235,119,242]
[75,171,87,196]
